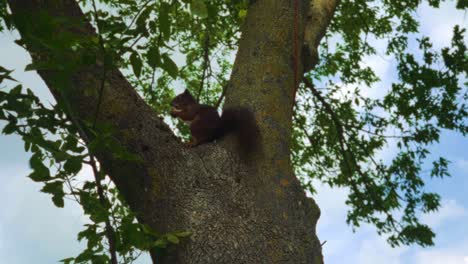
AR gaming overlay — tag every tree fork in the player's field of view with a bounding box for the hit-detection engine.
[8,0,339,263]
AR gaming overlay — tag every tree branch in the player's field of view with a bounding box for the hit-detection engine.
[303,0,339,72]
[303,78,392,214]
[89,155,118,264]
[302,77,364,199]
[196,34,210,102]
[224,0,309,169]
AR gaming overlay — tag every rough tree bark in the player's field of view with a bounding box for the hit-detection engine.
[8,0,338,263]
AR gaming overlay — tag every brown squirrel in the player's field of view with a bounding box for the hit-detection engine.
[170,89,259,153]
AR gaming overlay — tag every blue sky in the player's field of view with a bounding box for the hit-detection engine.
[1,2,467,263]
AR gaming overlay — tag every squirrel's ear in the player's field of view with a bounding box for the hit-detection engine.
[183,89,190,94]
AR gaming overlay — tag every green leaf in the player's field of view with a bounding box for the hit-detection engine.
[153,239,167,248]
[174,230,192,238]
[28,154,51,182]
[2,122,17,135]
[0,65,13,74]
[62,134,80,152]
[456,0,467,9]
[51,149,69,162]
[82,181,96,190]
[41,181,63,194]
[238,9,247,19]
[122,223,149,249]
[59,257,74,264]
[167,234,179,244]
[52,194,65,208]
[77,224,97,242]
[75,249,93,263]
[421,193,441,212]
[10,85,22,95]
[136,6,152,30]
[41,181,65,208]
[130,52,143,78]
[159,3,171,40]
[147,46,160,68]
[191,0,208,18]
[24,140,32,152]
[64,157,83,175]
[0,72,17,82]
[141,224,159,237]
[161,53,178,78]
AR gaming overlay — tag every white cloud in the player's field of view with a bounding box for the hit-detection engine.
[0,164,86,263]
[456,159,468,173]
[0,31,53,102]
[418,2,468,49]
[416,253,465,264]
[311,181,352,259]
[421,199,466,228]
[313,182,468,264]
[313,181,349,220]
[357,237,408,264]
[414,242,468,264]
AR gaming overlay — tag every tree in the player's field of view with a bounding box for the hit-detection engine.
[0,0,466,263]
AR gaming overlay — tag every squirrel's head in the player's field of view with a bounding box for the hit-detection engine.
[170,89,197,117]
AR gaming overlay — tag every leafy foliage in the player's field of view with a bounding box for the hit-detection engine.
[0,70,190,262]
[0,0,467,262]
[293,1,467,247]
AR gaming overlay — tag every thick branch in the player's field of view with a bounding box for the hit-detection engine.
[303,0,339,72]
[225,0,339,164]
[221,2,324,262]
[225,0,309,176]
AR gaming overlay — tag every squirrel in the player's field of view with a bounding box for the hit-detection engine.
[170,89,259,154]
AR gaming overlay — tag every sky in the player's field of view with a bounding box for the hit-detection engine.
[0,2,467,264]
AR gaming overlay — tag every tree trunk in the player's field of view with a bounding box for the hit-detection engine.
[8,0,337,263]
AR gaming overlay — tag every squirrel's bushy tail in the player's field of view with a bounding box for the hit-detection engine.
[217,107,260,154]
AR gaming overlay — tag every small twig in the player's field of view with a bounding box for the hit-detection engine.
[293,109,316,147]
[127,34,145,51]
[122,0,153,35]
[91,0,109,128]
[64,174,80,203]
[89,154,118,264]
[320,240,327,247]
[303,78,352,171]
[215,81,228,109]
[351,126,409,139]
[149,66,157,98]
[197,34,210,102]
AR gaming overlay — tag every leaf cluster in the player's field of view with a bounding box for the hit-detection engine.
[0,68,189,263]
[293,0,467,247]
